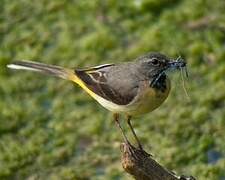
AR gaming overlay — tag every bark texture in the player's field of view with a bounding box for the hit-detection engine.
[120,142,196,180]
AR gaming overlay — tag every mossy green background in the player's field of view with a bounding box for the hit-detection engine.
[1,0,225,179]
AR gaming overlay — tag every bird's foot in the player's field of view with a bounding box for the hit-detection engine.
[122,141,152,159]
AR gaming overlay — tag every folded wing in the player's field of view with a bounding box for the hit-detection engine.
[75,64,138,105]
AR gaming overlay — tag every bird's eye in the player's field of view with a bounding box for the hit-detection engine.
[150,58,160,66]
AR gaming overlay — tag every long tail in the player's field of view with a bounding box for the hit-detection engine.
[7,60,78,82]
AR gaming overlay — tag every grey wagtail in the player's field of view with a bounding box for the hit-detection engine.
[7,52,186,150]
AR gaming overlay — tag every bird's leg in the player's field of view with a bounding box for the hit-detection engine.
[126,115,143,150]
[114,114,140,158]
[113,113,130,145]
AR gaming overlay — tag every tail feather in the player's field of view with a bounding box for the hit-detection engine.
[7,60,103,102]
[7,60,74,80]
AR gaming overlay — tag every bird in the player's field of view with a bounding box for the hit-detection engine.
[7,52,186,150]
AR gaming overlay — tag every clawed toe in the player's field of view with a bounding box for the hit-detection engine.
[126,142,139,159]
[138,147,152,157]
[124,141,151,159]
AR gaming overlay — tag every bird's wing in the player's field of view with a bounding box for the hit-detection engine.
[74,64,138,105]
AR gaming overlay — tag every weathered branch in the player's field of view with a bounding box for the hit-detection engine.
[120,142,196,180]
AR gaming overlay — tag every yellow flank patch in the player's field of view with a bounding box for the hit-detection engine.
[66,70,98,98]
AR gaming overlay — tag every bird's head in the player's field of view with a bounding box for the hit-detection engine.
[137,52,186,76]
[137,52,187,87]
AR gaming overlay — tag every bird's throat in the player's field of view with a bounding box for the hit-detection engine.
[150,73,167,92]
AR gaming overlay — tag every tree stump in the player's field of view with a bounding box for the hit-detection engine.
[120,142,196,180]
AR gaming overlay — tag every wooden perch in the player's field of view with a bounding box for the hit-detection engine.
[120,142,196,180]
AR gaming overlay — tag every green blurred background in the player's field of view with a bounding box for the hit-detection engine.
[1,0,225,179]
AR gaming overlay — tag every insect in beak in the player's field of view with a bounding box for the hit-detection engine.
[168,56,190,100]
[168,56,188,78]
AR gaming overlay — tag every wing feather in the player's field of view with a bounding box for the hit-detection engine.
[74,64,137,105]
